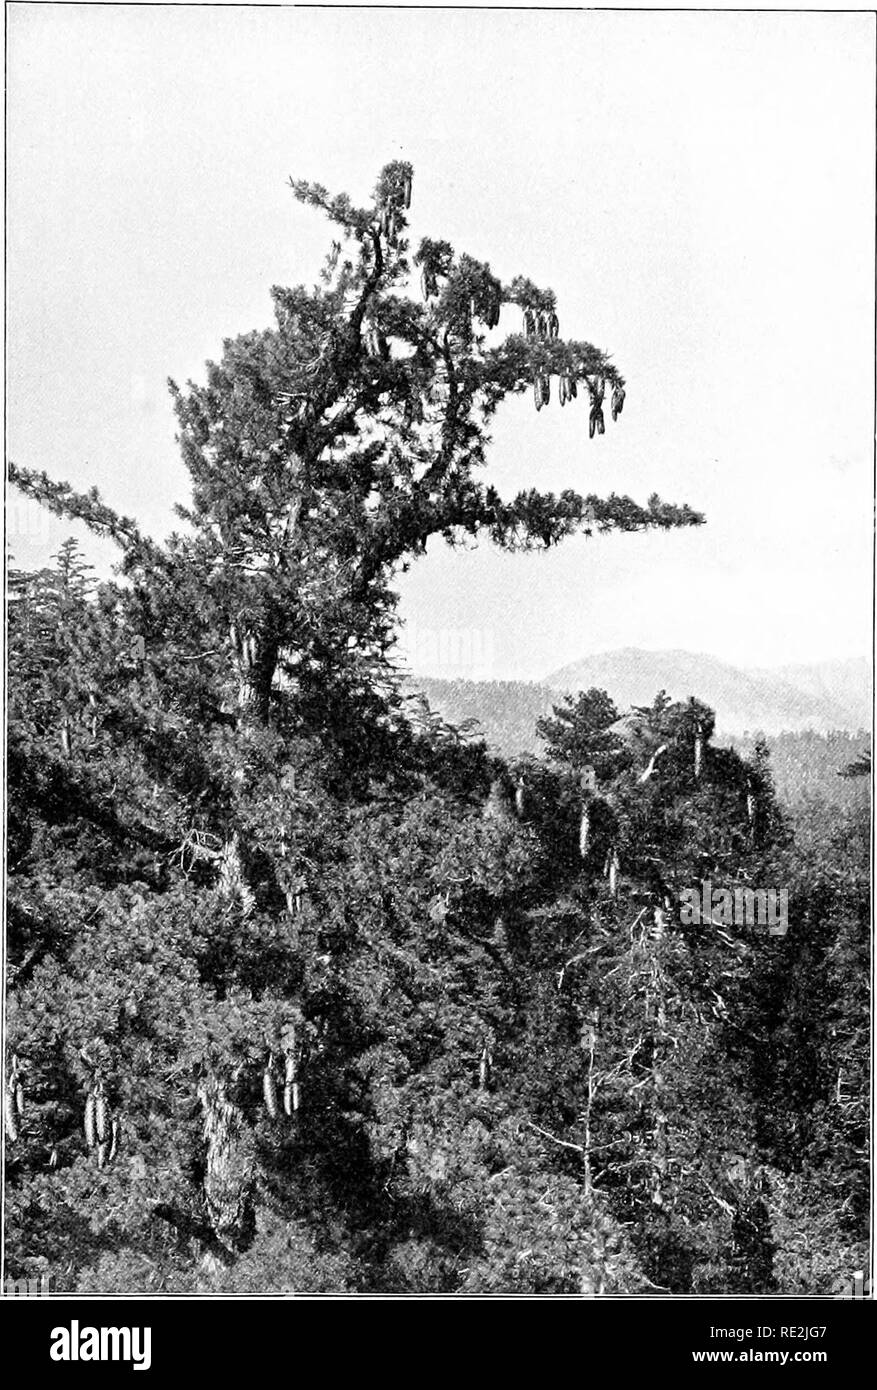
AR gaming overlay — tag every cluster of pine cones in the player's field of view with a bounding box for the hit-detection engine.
[261,1049,302,1121]
[473,280,502,328]
[377,168,412,248]
[522,308,559,340]
[83,1073,120,1169]
[5,1057,122,1171]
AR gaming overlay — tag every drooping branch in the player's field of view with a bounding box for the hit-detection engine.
[8,464,164,572]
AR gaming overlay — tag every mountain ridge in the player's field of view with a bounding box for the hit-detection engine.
[543,647,871,735]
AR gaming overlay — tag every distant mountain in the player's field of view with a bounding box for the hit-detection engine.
[545,648,871,736]
[752,657,872,732]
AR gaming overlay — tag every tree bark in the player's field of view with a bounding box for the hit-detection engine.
[649,962,669,1209]
[197,1070,254,1253]
[230,625,278,723]
[582,1020,597,1198]
[217,833,255,917]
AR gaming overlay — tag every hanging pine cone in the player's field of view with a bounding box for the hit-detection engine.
[478,1045,492,1092]
[283,1048,300,1115]
[607,848,620,897]
[611,384,625,420]
[84,1093,97,1151]
[4,1088,18,1144]
[547,310,559,339]
[262,1064,279,1120]
[579,807,590,859]
[95,1085,111,1146]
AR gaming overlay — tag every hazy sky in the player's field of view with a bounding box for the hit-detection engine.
[6,5,875,682]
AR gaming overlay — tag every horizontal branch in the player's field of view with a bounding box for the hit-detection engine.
[486,488,705,550]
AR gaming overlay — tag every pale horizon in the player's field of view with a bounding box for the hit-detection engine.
[394,637,871,688]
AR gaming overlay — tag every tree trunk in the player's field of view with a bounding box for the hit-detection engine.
[483,777,515,823]
[217,833,255,917]
[649,964,669,1209]
[197,1071,254,1252]
[230,625,278,723]
[581,1019,597,1198]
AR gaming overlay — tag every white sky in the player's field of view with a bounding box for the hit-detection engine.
[5,4,875,681]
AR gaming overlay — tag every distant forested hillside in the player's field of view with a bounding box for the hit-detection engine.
[726,730,871,809]
[404,676,560,758]
[408,677,871,809]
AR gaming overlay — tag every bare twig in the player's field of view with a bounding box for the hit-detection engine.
[524,1120,585,1155]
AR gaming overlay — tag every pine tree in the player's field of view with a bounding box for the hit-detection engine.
[6,160,716,1287]
[10,160,702,736]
